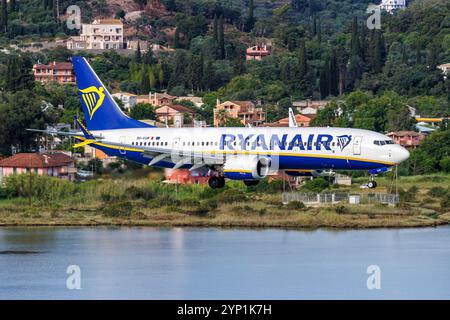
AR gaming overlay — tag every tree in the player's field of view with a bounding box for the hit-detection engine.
[4,56,35,92]
[244,0,255,32]
[129,103,155,120]
[0,91,48,155]
[297,39,307,82]
[134,42,142,63]
[0,0,7,31]
[213,14,218,42]
[350,17,360,58]
[8,0,15,12]
[218,15,225,59]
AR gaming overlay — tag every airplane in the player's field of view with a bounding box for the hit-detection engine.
[28,56,410,189]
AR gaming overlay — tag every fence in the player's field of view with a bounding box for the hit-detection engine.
[282,192,399,206]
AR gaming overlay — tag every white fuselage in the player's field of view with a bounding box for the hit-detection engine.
[88,126,410,171]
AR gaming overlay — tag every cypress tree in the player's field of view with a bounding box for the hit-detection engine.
[317,17,322,43]
[9,0,16,12]
[244,0,255,32]
[329,49,339,96]
[401,44,408,65]
[350,17,360,58]
[218,15,225,59]
[134,42,142,63]
[1,0,7,31]
[371,31,383,73]
[360,23,367,62]
[213,14,218,43]
[298,39,307,81]
[319,56,330,98]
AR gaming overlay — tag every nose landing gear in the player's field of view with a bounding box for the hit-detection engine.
[367,180,377,189]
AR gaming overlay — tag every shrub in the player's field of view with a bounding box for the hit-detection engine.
[334,205,348,214]
[285,201,306,210]
[101,201,132,217]
[216,189,247,203]
[427,187,446,198]
[441,191,450,211]
[125,186,156,201]
[301,177,330,193]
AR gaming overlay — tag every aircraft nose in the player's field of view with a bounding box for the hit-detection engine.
[395,146,410,164]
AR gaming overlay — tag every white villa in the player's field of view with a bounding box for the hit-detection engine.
[379,0,406,14]
[67,19,124,50]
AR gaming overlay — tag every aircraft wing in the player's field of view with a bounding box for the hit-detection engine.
[26,128,104,139]
[78,137,226,169]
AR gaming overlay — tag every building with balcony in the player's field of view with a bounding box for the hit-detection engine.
[33,61,76,84]
[213,101,266,127]
[0,152,76,182]
[246,44,270,61]
[67,19,124,50]
[292,100,328,115]
[387,131,425,149]
[137,92,175,107]
[155,105,195,127]
[379,0,406,13]
[111,92,138,110]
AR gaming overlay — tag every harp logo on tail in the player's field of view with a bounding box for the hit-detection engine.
[79,86,105,119]
[337,135,352,151]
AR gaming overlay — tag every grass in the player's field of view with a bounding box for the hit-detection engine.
[0,174,449,229]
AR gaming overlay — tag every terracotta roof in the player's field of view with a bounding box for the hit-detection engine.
[34,61,73,70]
[94,19,123,25]
[387,131,422,137]
[156,105,194,114]
[0,153,74,168]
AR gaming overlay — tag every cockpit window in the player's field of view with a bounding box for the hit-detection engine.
[374,140,394,146]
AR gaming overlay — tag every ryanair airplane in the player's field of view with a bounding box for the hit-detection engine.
[29,57,410,189]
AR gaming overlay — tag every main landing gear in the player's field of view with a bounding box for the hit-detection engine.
[208,176,225,189]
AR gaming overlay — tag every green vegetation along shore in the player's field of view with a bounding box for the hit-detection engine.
[0,174,449,229]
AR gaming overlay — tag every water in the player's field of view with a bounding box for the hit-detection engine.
[0,226,449,299]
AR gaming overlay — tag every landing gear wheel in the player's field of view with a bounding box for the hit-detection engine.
[217,177,225,188]
[244,180,260,187]
[368,181,377,189]
[208,177,225,189]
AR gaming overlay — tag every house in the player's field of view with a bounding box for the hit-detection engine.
[82,145,117,167]
[67,19,124,50]
[33,61,76,84]
[139,92,175,106]
[379,0,406,13]
[292,100,328,115]
[175,96,204,108]
[246,44,270,61]
[265,114,315,127]
[163,169,209,185]
[213,101,266,127]
[155,105,195,127]
[387,131,425,149]
[111,92,137,110]
[437,63,450,79]
[127,40,149,52]
[0,152,76,182]
[66,36,87,50]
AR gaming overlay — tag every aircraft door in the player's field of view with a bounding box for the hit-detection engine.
[119,136,126,155]
[353,136,362,155]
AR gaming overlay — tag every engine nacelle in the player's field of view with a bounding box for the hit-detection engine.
[223,155,271,180]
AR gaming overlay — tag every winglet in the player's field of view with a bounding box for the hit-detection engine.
[74,116,95,140]
[289,108,298,128]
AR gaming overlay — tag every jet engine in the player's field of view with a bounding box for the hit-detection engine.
[223,155,271,180]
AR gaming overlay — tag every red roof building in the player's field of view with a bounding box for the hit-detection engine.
[265,114,316,127]
[33,61,76,84]
[387,131,425,149]
[155,104,195,127]
[164,169,209,185]
[246,44,270,61]
[0,152,76,182]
